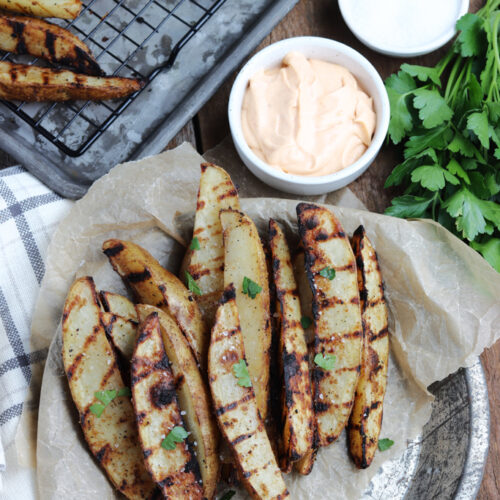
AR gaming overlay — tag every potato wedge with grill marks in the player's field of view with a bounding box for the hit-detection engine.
[348,225,389,469]
[0,0,81,19]
[208,284,289,500]
[220,208,272,422]
[61,276,157,499]
[0,61,143,102]
[100,290,138,322]
[136,304,220,500]
[102,239,207,367]
[131,312,203,499]
[0,15,102,75]
[297,203,363,447]
[100,311,137,361]
[268,220,313,471]
[181,163,240,326]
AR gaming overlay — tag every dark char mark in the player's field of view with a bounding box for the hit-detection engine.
[150,380,176,408]
[126,268,152,283]
[103,242,125,257]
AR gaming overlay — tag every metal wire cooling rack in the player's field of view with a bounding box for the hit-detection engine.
[0,0,227,157]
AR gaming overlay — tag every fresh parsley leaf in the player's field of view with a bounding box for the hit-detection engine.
[412,89,453,128]
[185,271,202,296]
[314,353,336,371]
[161,426,188,450]
[218,491,236,500]
[456,13,485,57]
[385,195,434,219]
[189,237,200,250]
[385,70,417,94]
[319,267,336,280]
[467,111,490,148]
[95,390,117,406]
[233,359,252,387]
[300,316,313,329]
[89,403,105,417]
[242,277,262,299]
[403,125,452,159]
[410,165,446,191]
[444,189,487,241]
[401,63,441,86]
[385,150,437,188]
[117,387,131,398]
[378,438,395,451]
[471,238,500,272]
[447,133,475,158]
[446,159,471,184]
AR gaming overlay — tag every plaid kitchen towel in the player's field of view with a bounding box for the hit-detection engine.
[0,166,73,498]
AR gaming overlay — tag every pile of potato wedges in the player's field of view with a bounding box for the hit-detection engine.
[0,0,142,101]
[61,163,391,499]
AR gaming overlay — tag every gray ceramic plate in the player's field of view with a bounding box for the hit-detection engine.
[363,358,489,499]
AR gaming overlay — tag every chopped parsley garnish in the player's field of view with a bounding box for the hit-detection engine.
[378,438,395,451]
[300,316,313,329]
[185,270,202,296]
[233,359,252,387]
[161,426,188,450]
[90,388,130,417]
[189,237,200,251]
[314,353,336,371]
[319,267,336,280]
[242,276,262,299]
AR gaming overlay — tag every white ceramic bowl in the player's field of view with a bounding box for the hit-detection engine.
[228,36,390,196]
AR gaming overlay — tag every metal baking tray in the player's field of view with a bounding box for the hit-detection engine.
[364,359,489,499]
[0,0,299,198]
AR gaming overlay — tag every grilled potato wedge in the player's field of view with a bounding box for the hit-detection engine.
[0,61,142,102]
[131,312,203,499]
[136,304,219,500]
[100,290,138,322]
[0,15,102,75]
[182,163,240,326]
[292,248,317,476]
[348,226,389,469]
[100,311,137,360]
[0,0,81,19]
[102,239,207,367]
[268,220,313,471]
[208,285,289,500]
[220,208,271,422]
[296,203,363,447]
[61,277,157,499]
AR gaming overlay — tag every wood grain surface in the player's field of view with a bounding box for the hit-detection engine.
[194,1,500,498]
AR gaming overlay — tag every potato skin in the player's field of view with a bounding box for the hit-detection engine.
[208,284,289,500]
[296,202,362,448]
[0,61,142,102]
[0,0,82,19]
[61,277,157,500]
[0,14,102,75]
[347,226,389,469]
[268,219,313,470]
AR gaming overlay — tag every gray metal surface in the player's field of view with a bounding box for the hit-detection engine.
[362,358,489,499]
[0,0,299,199]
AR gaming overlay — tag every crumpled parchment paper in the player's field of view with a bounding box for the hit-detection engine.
[24,142,500,499]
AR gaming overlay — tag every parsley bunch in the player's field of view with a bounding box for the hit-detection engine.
[385,0,500,272]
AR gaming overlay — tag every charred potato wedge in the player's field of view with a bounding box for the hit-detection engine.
[348,226,389,469]
[100,311,137,360]
[0,15,102,75]
[268,220,313,470]
[99,290,138,322]
[136,304,219,500]
[297,203,363,447]
[131,313,203,499]
[208,285,289,500]
[102,239,207,367]
[0,0,82,19]
[61,277,156,499]
[182,163,240,326]
[220,208,272,422]
[0,61,143,102]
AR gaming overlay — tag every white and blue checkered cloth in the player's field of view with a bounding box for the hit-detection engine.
[0,166,73,497]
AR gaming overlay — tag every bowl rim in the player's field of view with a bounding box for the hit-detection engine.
[228,36,390,187]
[338,0,469,58]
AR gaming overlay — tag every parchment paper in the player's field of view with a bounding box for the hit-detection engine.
[27,142,500,499]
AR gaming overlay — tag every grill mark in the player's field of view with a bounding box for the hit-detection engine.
[218,188,238,201]
[315,229,329,241]
[314,400,330,413]
[137,411,147,424]
[45,30,56,58]
[189,268,210,280]
[150,380,176,408]
[103,242,124,257]
[231,430,255,446]
[367,298,384,308]
[9,20,27,54]
[196,200,205,210]
[220,285,236,304]
[215,393,252,416]
[336,364,361,373]
[95,444,110,463]
[126,268,152,283]
[99,359,118,388]
[143,449,152,459]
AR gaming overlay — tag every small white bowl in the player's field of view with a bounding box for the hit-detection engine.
[228,36,390,196]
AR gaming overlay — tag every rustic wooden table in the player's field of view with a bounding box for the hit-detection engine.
[0,0,497,497]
